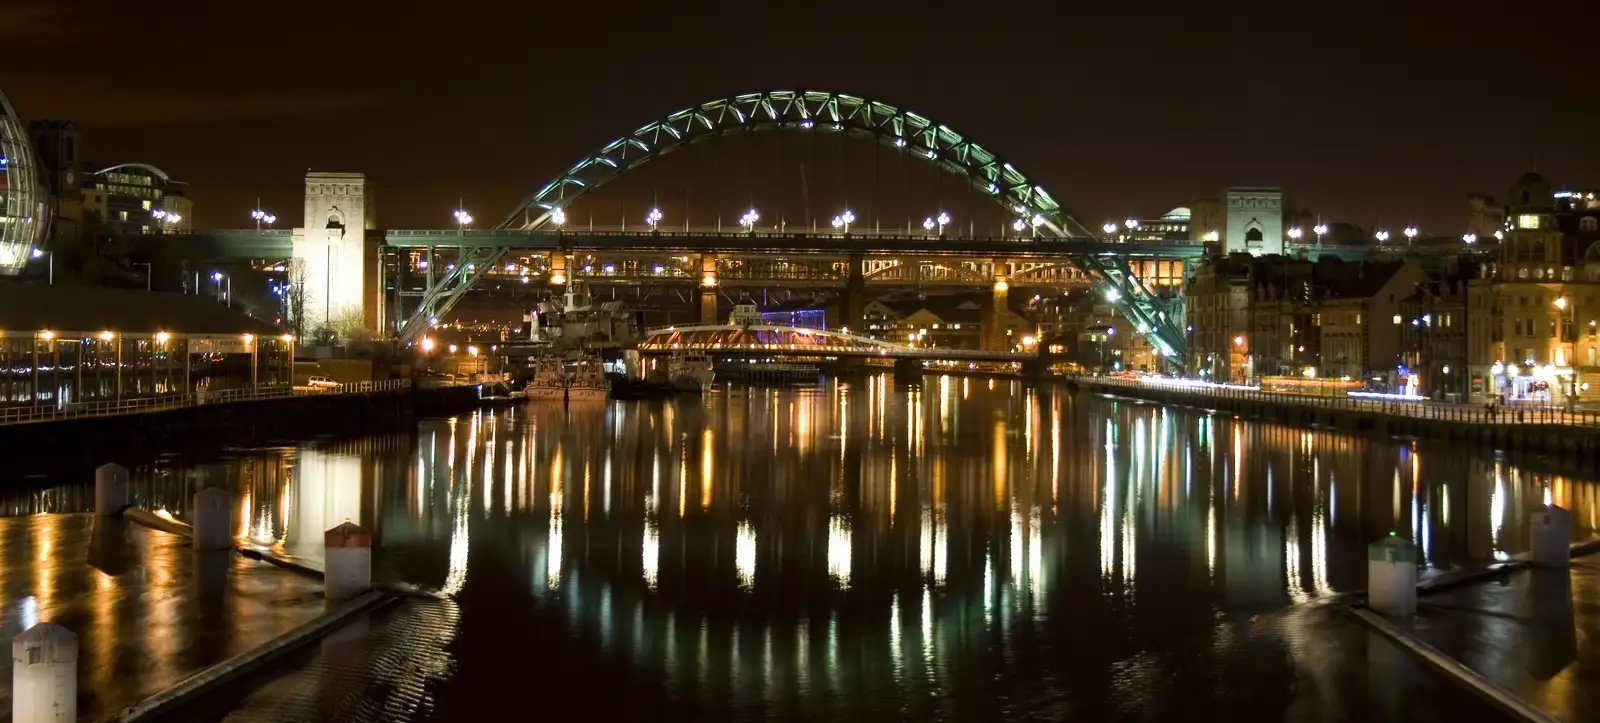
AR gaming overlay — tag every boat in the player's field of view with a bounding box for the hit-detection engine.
[667,352,715,393]
[522,353,610,403]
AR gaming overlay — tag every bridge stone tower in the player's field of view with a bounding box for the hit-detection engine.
[1224,187,1284,256]
[292,172,377,335]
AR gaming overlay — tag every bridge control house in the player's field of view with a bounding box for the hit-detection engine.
[0,285,291,408]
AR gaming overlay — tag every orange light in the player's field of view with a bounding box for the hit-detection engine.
[37,330,54,340]
[98,331,114,341]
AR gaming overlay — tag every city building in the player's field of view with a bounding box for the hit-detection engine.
[1466,193,1506,239]
[79,162,193,235]
[859,293,1026,350]
[1467,172,1600,406]
[1,87,47,274]
[291,172,379,335]
[1399,259,1480,400]
[1187,252,1424,384]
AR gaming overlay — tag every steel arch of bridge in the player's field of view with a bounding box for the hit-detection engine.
[402,90,1186,362]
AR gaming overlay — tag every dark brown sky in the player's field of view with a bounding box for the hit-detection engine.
[3,0,1595,233]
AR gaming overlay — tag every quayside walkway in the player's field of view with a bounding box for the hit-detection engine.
[0,380,411,427]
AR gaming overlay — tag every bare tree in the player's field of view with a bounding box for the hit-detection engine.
[287,260,309,338]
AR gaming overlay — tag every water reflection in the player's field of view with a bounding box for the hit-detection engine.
[4,378,1599,717]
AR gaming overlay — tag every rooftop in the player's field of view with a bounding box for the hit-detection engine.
[0,284,278,335]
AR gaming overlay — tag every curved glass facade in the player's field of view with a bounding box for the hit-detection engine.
[0,86,45,274]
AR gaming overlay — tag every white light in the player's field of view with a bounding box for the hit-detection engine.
[923,217,935,230]
[549,208,567,226]
[454,209,473,226]
[212,271,223,281]
[1313,224,1328,236]
[1287,226,1302,239]
[1030,213,1045,228]
[1463,232,1477,244]
[936,211,950,225]
[1375,230,1390,242]
[1103,222,1118,234]
[264,213,276,224]
[1105,288,1120,302]
[1012,218,1027,232]
[1403,226,1418,239]
[646,207,663,227]
[1124,219,1139,229]
[740,209,760,229]
[31,247,43,259]
[1493,230,1504,240]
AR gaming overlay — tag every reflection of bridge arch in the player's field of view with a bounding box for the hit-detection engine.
[499,90,1089,238]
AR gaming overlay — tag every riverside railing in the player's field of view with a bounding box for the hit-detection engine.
[0,378,413,426]
[1075,375,1600,429]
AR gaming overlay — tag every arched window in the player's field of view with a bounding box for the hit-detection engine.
[1245,228,1263,243]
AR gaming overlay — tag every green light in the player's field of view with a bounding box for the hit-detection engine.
[1389,530,1397,537]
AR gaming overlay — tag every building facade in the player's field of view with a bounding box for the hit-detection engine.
[80,163,193,235]
[0,87,46,274]
[1466,172,1600,406]
[1225,188,1284,256]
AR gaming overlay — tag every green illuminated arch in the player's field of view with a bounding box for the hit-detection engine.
[498,90,1092,238]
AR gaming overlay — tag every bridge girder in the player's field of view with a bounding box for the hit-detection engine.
[636,324,1031,362]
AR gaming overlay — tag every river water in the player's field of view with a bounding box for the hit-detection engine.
[6,376,1596,720]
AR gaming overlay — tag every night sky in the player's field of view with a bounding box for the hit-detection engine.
[3,0,1595,234]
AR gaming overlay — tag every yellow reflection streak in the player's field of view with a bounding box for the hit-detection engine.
[827,515,852,589]
[735,520,757,589]
[700,428,714,510]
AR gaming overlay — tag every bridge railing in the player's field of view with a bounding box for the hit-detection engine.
[0,379,414,426]
[1077,375,1600,428]
[387,227,1208,245]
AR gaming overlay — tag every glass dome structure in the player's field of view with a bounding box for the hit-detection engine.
[1,86,46,274]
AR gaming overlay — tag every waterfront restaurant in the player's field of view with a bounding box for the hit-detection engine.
[0,284,291,408]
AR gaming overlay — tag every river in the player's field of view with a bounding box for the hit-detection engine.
[5,375,1595,720]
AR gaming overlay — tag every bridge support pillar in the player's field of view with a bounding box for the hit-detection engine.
[893,358,923,383]
[840,254,865,332]
[547,252,568,285]
[699,254,720,323]
[982,273,1010,351]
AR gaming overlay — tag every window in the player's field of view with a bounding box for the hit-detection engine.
[1582,217,1598,232]
[1392,314,1402,324]
[1517,214,1542,229]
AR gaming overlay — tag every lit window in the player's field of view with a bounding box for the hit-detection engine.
[1517,214,1541,229]
[1392,314,1402,325]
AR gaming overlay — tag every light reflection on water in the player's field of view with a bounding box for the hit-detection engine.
[5,377,1600,717]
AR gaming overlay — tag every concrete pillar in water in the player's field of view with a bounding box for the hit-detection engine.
[1367,534,1418,617]
[193,487,234,551]
[984,270,1009,351]
[698,254,720,323]
[94,463,129,516]
[325,521,372,602]
[840,254,865,332]
[1529,504,1572,568]
[12,623,77,723]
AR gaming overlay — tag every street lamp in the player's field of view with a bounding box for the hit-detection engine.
[152,209,182,233]
[923,217,936,233]
[1463,232,1478,244]
[549,207,567,227]
[1012,218,1027,234]
[646,207,663,230]
[936,211,950,235]
[1202,230,1219,243]
[1313,223,1328,243]
[1375,229,1391,243]
[453,209,473,228]
[739,208,760,232]
[1103,221,1119,235]
[211,270,231,305]
[31,247,51,285]
[830,209,856,233]
[1286,226,1303,241]
[1123,219,1139,236]
[1403,226,1418,243]
[249,208,277,229]
[1030,214,1045,233]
